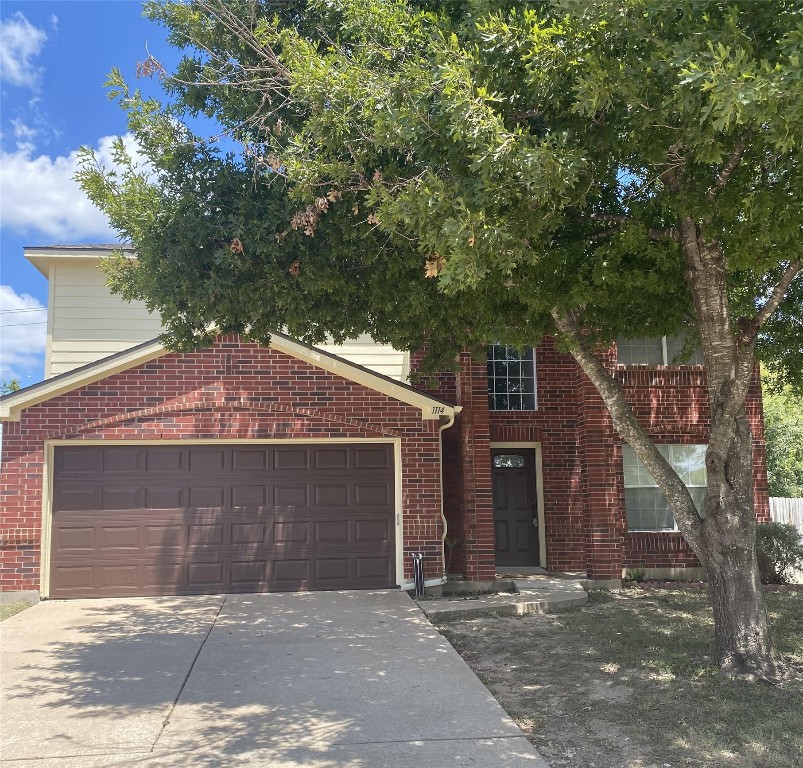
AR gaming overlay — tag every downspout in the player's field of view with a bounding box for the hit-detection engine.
[438,411,459,581]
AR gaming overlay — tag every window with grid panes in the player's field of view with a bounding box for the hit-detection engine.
[622,445,707,531]
[487,345,536,410]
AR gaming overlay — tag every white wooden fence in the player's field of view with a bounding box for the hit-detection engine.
[770,498,803,583]
[769,497,803,533]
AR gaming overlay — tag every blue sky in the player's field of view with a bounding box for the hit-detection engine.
[0,1,180,386]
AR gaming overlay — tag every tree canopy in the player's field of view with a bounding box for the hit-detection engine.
[79,0,803,379]
[763,374,803,497]
[79,0,803,677]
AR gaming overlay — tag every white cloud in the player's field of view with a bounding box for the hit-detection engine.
[10,117,38,143]
[0,12,48,89]
[0,285,46,384]
[0,133,145,241]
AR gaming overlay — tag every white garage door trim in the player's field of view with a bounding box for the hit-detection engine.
[40,437,404,598]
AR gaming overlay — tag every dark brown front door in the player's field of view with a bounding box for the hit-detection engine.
[50,444,395,598]
[492,448,539,567]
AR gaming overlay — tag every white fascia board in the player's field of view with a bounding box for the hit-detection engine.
[0,341,166,421]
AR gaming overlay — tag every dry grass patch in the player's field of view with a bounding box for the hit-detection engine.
[438,589,803,768]
[0,601,33,621]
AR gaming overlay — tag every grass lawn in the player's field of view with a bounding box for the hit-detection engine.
[0,602,34,621]
[437,589,803,768]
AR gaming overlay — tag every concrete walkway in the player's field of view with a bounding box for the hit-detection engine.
[421,575,588,621]
[0,591,548,767]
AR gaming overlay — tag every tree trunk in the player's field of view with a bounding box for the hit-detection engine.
[696,411,780,678]
[679,219,780,677]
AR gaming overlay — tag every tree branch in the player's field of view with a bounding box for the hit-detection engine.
[707,128,751,200]
[550,308,704,541]
[710,259,803,449]
[744,260,803,342]
[582,214,677,242]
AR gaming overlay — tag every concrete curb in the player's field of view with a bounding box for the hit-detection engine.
[419,578,588,621]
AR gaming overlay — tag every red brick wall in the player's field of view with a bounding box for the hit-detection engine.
[0,336,444,593]
[423,338,771,581]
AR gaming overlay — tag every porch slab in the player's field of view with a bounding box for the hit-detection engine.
[419,576,587,621]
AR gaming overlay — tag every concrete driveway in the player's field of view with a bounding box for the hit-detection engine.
[0,591,547,767]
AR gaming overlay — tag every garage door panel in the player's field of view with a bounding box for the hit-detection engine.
[354,483,390,505]
[98,525,140,551]
[100,487,141,510]
[232,484,267,506]
[144,563,183,590]
[54,487,99,512]
[315,558,350,583]
[187,561,226,588]
[51,565,95,592]
[187,523,225,546]
[231,522,267,545]
[273,485,308,507]
[232,449,268,470]
[271,559,309,586]
[144,524,183,549]
[355,518,392,544]
[354,447,391,469]
[57,448,97,474]
[99,564,139,590]
[230,560,268,586]
[189,485,225,508]
[314,484,349,506]
[145,487,184,509]
[102,448,142,473]
[356,557,393,581]
[314,447,349,470]
[315,520,350,544]
[145,448,184,473]
[273,520,309,544]
[188,448,227,473]
[51,443,396,597]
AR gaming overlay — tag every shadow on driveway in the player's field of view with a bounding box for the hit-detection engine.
[1,591,545,767]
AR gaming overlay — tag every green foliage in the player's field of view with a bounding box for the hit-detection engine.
[756,522,803,584]
[624,567,647,584]
[76,0,803,379]
[0,379,21,395]
[762,374,803,497]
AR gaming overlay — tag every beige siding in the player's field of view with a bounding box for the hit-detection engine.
[319,336,410,382]
[44,258,409,382]
[47,261,163,377]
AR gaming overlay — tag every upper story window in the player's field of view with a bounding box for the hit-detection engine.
[616,335,704,366]
[622,444,707,531]
[487,345,536,411]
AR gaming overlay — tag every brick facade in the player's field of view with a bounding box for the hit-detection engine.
[0,336,444,594]
[416,337,770,582]
[0,333,771,595]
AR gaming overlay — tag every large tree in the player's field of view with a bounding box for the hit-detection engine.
[78,0,803,678]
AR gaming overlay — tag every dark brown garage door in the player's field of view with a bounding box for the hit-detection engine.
[50,444,396,598]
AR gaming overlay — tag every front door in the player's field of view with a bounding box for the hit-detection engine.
[492,448,539,567]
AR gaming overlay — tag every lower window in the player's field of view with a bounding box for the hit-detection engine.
[622,444,707,531]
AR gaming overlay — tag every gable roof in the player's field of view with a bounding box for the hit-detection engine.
[0,332,458,422]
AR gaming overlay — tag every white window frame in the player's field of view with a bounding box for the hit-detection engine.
[622,444,708,532]
[616,335,704,366]
[487,344,537,411]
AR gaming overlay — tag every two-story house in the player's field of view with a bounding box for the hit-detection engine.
[0,245,770,600]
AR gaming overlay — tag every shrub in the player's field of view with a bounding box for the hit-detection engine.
[624,567,647,583]
[755,523,803,584]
